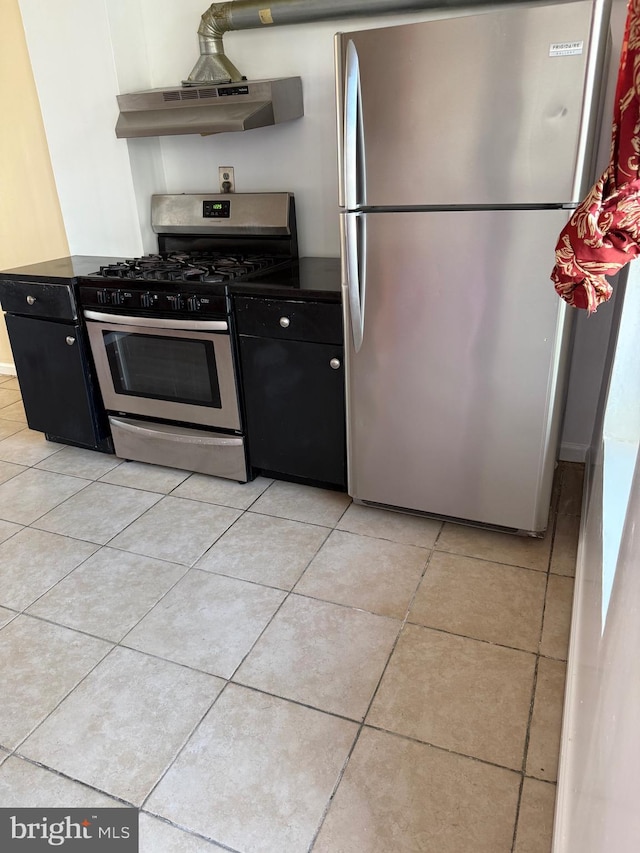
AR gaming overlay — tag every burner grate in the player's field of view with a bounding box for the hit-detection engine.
[98,252,284,283]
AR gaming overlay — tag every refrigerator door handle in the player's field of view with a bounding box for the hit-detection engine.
[345,211,366,353]
[344,39,366,210]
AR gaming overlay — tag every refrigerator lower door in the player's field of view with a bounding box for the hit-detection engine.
[342,208,573,533]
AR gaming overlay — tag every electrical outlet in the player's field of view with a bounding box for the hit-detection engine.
[218,166,235,193]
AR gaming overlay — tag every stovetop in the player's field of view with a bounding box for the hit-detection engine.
[95,252,290,283]
[77,192,300,318]
[78,248,302,318]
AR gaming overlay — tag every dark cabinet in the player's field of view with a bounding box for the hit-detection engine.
[4,313,111,451]
[0,279,77,320]
[235,296,346,489]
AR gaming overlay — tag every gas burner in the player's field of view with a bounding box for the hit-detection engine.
[79,191,297,322]
[97,252,284,283]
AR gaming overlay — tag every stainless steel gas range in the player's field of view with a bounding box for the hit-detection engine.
[78,192,298,482]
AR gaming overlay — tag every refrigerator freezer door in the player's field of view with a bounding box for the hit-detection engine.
[336,1,600,209]
[342,208,573,533]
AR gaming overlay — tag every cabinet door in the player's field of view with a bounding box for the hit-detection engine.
[239,336,346,488]
[5,314,106,448]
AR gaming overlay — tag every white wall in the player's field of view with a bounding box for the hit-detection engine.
[19,0,625,452]
[0,0,71,373]
[553,5,640,831]
[18,0,509,258]
[554,260,640,852]
[138,0,511,255]
[18,0,151,256]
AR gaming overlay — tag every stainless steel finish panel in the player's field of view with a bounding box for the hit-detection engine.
[190,0,567,84]
[115,78,303,139]
[342,208,574,533]
[116,102,275,138]
[225,0,538,30]
[86,319,241,431]
[151,192,293,235]
[571,0,611,201]
[109,416,248,482]
[342,211,366,352]
[336,1,605,208]
[84,310,228,332]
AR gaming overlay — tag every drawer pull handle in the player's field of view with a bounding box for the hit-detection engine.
[65,336,76,346]
[330,358,341,370]
[26,295,36,305]
[279,316,290,328]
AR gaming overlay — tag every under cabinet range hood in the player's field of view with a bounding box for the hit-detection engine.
[115,77,303,139]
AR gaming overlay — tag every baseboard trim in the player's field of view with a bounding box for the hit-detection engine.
[552,445,592,853]
[559,441,589,463]
[0,362,16,376]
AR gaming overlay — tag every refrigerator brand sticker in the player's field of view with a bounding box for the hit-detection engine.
[549,41,584,57]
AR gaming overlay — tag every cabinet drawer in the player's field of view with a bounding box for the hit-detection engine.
[0,279,77,321]
[234,296,342,344]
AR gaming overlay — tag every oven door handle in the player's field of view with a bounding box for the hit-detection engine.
[83,310,228,333]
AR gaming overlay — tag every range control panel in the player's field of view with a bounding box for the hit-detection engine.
[78,285,227,318]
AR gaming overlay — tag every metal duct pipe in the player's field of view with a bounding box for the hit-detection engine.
[185,0,576,84]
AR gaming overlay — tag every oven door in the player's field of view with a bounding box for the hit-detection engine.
[84,312,240,431]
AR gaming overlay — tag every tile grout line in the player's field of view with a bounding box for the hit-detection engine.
[0,428,239,769]
[1,410,576,848]
[0,479,348,737]
[510,498,562,853]
[1,753,137,807]
[134,493,344,818]
[511,654,541,853]
[141,808,243,853]
[0,473,97,530]
[6,639,117,758]
[307,540,439,851]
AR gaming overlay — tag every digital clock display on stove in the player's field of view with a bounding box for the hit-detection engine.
[203,200,231,218]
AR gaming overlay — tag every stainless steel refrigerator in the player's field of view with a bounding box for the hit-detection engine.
[335,0,611,535]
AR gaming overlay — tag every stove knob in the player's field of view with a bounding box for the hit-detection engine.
[110,290,125,306]
[167,295,184,311]
[140,293,154,309]
[187,296,199,312]
[96,289,110,305]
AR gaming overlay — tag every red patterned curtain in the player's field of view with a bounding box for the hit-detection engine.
[551,0,640,313]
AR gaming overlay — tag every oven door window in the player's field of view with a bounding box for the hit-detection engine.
[103,330,222,408]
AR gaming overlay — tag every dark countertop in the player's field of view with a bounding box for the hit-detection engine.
[0,255,342,301]
[229,257,342,302]
[0,255,124,282]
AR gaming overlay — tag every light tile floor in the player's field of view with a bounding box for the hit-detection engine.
[0,375,580,853]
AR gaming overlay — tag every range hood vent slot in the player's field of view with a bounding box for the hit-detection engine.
[161,88,220,103]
